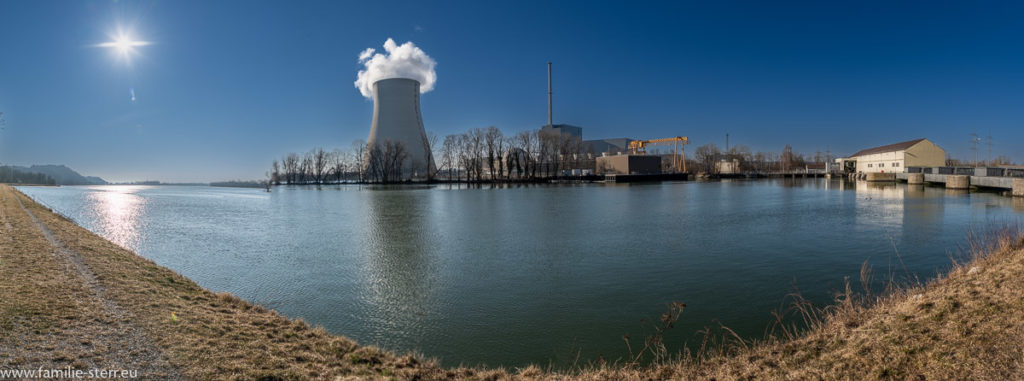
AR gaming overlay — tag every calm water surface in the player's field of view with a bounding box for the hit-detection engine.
[17,180,1024,367]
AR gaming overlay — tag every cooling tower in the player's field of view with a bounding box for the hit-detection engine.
[366,78,435,179]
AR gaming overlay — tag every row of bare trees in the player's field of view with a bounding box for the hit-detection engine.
[691,143,831,174]
[271,142,367,185]
[273,136,1023,183]
[364,140,408,183]
[945,155,1019,167]
[275,139,846,184]
[435,126,592,182]
[273,139,415,184]
[271,126,603,185]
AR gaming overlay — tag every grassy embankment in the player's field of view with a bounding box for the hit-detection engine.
[2,183,1023,379]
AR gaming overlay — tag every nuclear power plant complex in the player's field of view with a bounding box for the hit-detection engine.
[349,54,1021,192]
[364,77,435,179]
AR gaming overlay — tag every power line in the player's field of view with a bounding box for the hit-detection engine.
[969,133,981,167]
[986,131,993,164]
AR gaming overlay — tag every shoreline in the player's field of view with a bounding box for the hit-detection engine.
[3,183,1024,379]
[0,184,459,379]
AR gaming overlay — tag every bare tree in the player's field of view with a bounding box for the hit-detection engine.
[467,128,486,181]
[457,133,475,182]
[726,145,752,172]
[483,126,503,180]
[497,134,509,179]
[382,140,408,183]
[365,143,384,182]
[270,160,281,185]
[363,140,409,183]
[330,149,347,183]
[538,131,561,178]
[312,147,329,185]
[516,130,539,179]
[753,152,767,173]
[300,152,313,184]
[560,135,583,175]
[352,139,366,182]
[441,134,458,181]
[693,143,720,174]
[782,144,796,172]
[282,153,299,184]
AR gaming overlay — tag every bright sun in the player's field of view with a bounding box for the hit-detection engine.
[113,36,135,53]
[97,31,150,61]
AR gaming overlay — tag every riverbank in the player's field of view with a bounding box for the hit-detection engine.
[2,182,1023,379]
[0,184,468,379]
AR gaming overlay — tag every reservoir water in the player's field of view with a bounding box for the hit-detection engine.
[17,179,1024,367]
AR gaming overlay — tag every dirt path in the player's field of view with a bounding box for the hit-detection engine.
[1,186,180,379]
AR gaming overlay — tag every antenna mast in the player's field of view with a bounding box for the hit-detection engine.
[547,62,553,127]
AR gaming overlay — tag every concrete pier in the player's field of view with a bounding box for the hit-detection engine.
[865,173,896,182]
[1013,179,1024,197]
[907,173,924,185]
[946,175,970,189]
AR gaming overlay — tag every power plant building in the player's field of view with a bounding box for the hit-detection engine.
[584,138,634,155]
[366,78,435,179]
[595,153,661,175]
[540,124,583,140]
[848,138,945,173]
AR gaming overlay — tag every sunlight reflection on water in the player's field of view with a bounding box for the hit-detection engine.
[85,185,147,251]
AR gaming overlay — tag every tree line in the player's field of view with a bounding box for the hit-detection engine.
[270,126,601,184]
[434,126,594,182]
[276,128,973,184]
[945,156,1019,167]
[0,166,56,185]
[690,143,832,174]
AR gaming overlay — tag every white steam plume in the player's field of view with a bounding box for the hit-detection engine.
[354,38,437,98]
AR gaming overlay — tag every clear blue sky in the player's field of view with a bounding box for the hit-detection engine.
[1,0,1022,182]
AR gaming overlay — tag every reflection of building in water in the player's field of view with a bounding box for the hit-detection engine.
[854,181,905,230]
[945,189,970,197]
[358,190,438,343]
[1014,197,1024,212]
[856,181,904,198]
[906,184,926,197]
[854,182,951,240]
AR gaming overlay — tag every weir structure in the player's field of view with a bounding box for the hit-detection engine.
[365,78,435,180]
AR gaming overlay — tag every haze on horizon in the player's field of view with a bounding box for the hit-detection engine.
[1,0,1023,183]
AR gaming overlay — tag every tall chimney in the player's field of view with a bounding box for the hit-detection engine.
[547,62,553,127]
[366,78,435,179]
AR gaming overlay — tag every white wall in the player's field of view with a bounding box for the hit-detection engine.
[855,151,906,173]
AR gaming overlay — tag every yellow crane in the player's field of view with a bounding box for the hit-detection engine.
[627,136,690,173]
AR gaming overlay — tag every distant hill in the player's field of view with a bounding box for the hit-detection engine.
[7,165,108,185]
[84,176,107,184]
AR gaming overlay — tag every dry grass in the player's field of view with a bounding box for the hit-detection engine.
[672,226,1024,379]
[0,185,470,380]
[3,183,1024,380]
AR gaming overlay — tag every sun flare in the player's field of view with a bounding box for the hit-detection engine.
[96,30,150,61]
